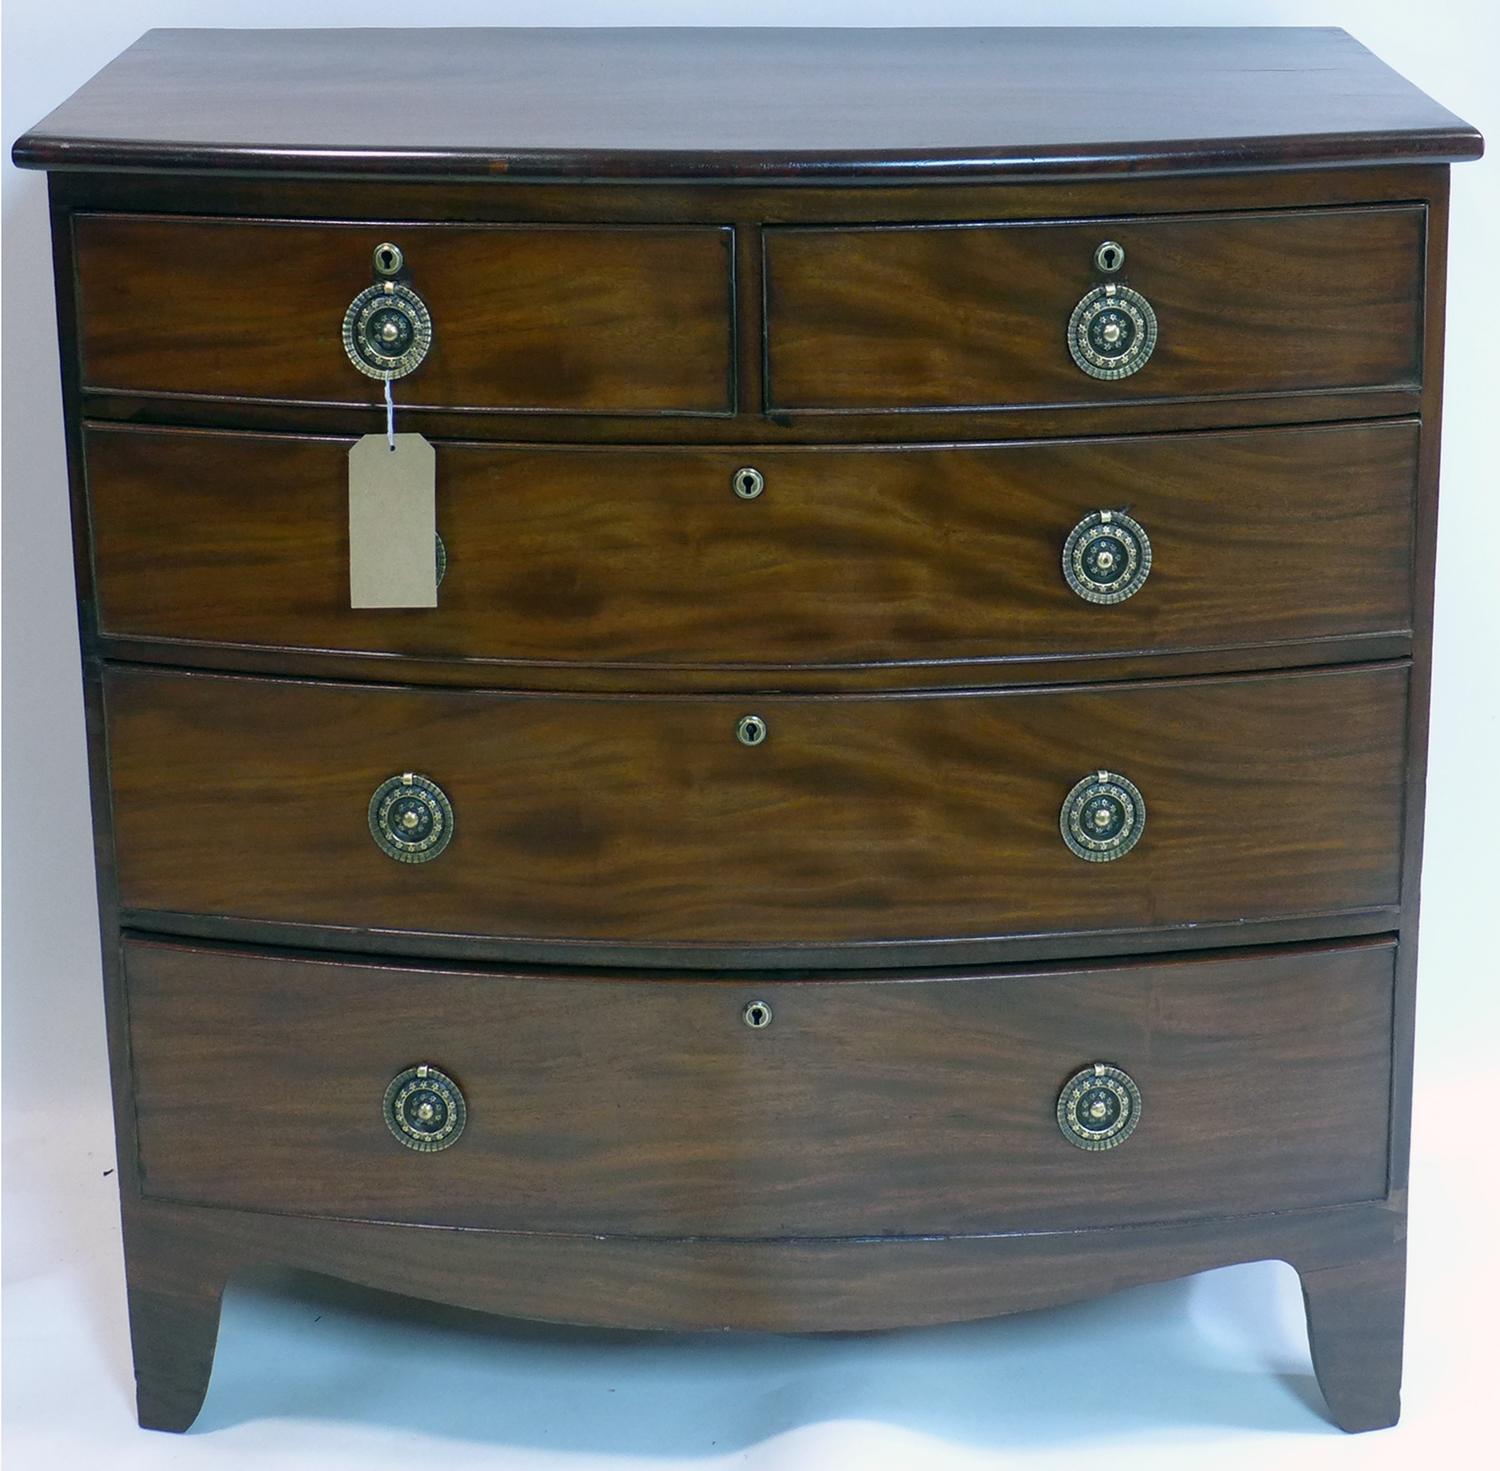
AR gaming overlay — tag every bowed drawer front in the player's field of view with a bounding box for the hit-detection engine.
[84,420,1418,677]
[103,663,1407,952]
[73,216,736,413]
[19,22,1475,1438]
[765,206,1424,412]
[124,936,1394,1236]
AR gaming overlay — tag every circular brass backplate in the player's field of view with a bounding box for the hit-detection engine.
[1057,1062,1142,1151]
[1067,282,1158,380]
[1062,509,1153,604]
[384,1064,467,1152]
[342,281,433,381]
[369,772,454,864]
[1060,770,1145,863]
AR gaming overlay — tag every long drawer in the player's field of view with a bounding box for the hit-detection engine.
[85,420,1417,675]
[765,206,1424,412]
[73,215,736,414]
[125,936,1395,1236]
[104,664,1407,953]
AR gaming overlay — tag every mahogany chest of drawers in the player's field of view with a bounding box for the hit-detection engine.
[15,26,1481,1436]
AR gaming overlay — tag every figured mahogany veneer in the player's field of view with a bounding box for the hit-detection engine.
[764,207,1425,413]
[85,420,1418,679]
[74,216,736,414]
[126,937,1394,1236]
[105,663,1407,958]
[15,23,1478,1441]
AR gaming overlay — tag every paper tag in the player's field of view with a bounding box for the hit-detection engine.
[349,433,437,608]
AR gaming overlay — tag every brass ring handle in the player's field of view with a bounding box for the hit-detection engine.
[1057,1062,1142,1151]
[384,1063,467,1152]
[369,772,454,863]
[343,243,432,381]
[1068,281,1157,380]
[1060,770,1145,862]
[1062,509,1152,604]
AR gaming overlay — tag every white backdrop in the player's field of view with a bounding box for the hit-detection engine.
[3,4,1497,1469]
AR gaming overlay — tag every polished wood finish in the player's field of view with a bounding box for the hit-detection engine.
[766,207,1424,413]
[74,216,735,414]
[13,28,1480,181]
[105,664,1407,955]
[121,1189,1406,1432]
[127,937,1393,1236]
[19,25,1476,1439]
[85,420,1418,678]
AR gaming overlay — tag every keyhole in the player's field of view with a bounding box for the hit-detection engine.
[372,241,404,277]
[1094,240,1125,274]
[742,1000,773,1029]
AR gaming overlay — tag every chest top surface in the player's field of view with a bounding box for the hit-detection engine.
[11,26,1481,183]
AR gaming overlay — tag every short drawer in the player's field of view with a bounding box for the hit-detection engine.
[85,420,1417,676]
[73,215,735,414]
[764,206,1424,412]
[125,936,1395,1236]
[104,664,1407,957]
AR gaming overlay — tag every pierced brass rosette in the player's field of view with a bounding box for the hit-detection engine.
[1062,509,1152,604]
[1068,282,1157,380]
[342,280,432,381]
[1057,1062,1142,1151]
[369,772,454,864]
[1060,770,1145,863]
[383,1064,467,1152]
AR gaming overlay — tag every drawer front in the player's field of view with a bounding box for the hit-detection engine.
[126,937,1395,1235]
[105,665,1407,952]
[87,420,1417,673]
[74,216,735,414]
[765,206,1424,412]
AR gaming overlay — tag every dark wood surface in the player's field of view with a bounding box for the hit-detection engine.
[126,936,1394,1236]
[84,420,1418,677]
[104,664,1408,954]
[766,207,1424,412]
[12,28,1481,181]
[121,1191,1406,1432]
[75,216,735,414]
[19,27,1474,1439]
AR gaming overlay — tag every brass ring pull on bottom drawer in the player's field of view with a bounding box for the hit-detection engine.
[384,1063,467,1152]
[1057,1062,1142,1150]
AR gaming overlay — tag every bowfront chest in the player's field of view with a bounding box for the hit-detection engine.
[14,26,1481,1436]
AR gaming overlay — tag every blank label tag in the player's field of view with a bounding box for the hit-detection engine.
[349,433,437,608]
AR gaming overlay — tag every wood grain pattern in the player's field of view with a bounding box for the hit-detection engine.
[12,28,1481,181]
[120,1190,1406,1432]
[126,936,1393,1236]
[85,420,1418,675]
[765,207,1425,412]
[104,664,1408,953]
[74,216,735,414]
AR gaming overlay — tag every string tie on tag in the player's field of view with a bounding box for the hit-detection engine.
[384,377,396,451]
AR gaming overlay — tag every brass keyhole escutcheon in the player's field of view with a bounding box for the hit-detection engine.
[1094,240,1125,273]
[742,1000,774,1029]
[732,466,765,500]
[1057,1062,1142,1151]
[736,714,769,747]
[373,241,405,278]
